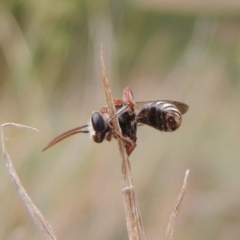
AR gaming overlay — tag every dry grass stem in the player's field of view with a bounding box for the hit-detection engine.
[101,46,146,240]
[165,169,190,240]
[1,123,57,240]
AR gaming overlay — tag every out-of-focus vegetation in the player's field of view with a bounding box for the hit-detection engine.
[1,0,240,239]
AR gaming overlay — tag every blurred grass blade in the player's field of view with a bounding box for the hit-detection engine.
[1,123,57,240]
[165,169,190,240]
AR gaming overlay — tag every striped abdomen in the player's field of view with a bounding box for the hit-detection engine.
[136,102,182,132]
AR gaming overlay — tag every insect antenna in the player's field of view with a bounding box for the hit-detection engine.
[42,124,90,151]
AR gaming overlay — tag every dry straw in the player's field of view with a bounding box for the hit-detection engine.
[1,123,57,240]
[101,47,146,240]
[0,50,190,240]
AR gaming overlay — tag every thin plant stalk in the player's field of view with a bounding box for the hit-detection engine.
[101,46,146,240]
[1,123,57,240]
[165,169,190,240]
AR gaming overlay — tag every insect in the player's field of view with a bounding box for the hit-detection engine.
[43,88,188,155]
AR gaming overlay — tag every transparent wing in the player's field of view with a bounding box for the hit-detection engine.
[109,99,188,122]
[134,100,189,115]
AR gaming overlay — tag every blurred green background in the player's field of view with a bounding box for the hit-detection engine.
[1,0,240,239]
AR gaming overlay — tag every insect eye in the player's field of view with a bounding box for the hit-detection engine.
[91,112,106,132]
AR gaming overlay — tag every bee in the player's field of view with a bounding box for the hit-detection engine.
[43,88,188,155]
